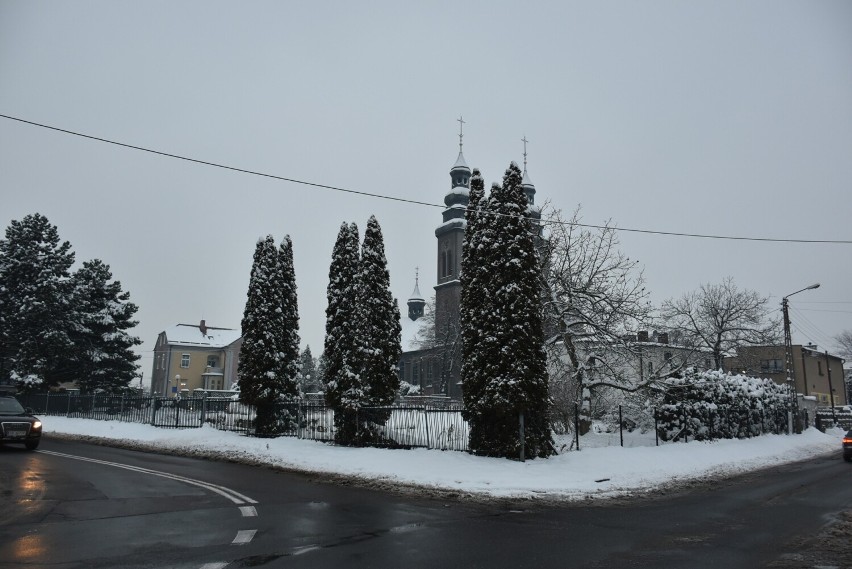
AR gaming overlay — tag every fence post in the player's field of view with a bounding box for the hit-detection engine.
[424,408,431,450]
[91,394,96,419]
[150,396,157,425]
[45,391,51,415]
[175,396,181,428]
[200,393,208,427]
[519,411,525,462]
[619,405,624,447]
[654,407,659,446]
[67,393,72,417]
[574,403,580,451]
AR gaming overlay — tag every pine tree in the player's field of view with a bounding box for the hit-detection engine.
[238,235,300,436]
[0,213,75,391]
[69,259,142,393]
[464,163,553,458]
[356,216,402,440]
[323,222,362,444]
[298,345,319,394]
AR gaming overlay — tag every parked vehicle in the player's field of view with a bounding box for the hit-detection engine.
[0,396,42,450]
[843,430,852,462]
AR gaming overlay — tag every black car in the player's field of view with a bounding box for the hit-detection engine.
[844,430,852,462]
[0,396,42,450]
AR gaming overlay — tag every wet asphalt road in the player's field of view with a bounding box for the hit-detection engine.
[2,436,851,569]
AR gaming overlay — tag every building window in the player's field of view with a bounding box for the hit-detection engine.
[818,361,824,376]
[207,355,219,368]
[427,360,433,384]
[180,354,190,368]
[760,359,784,372]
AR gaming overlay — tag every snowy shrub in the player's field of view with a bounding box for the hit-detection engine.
[657,369,788,442]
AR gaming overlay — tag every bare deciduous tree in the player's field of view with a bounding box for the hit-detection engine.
[834,330,852,362]
[660,277,780,370]
[540,205,655,432]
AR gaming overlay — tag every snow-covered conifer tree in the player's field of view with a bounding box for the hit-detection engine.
[323,222,363,444]
[0,213,75,390]
[298,345,320,394]
[69,259,142,393]
[355,216,402,440]
[460,169,489,435]
[238,235,300,436]
[464,163,553,458]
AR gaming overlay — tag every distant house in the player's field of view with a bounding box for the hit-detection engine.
[725,344,847,407]
[550,330,714,388]
[151,320,242,397]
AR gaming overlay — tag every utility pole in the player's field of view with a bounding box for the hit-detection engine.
[782,283,820,434]
[825,350,837,423]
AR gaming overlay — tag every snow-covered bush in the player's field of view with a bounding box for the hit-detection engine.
[657,369,788,442]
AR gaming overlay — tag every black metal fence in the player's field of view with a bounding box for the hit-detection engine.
[15,393,469,451]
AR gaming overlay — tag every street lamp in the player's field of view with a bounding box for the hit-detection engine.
[782,283,820,434]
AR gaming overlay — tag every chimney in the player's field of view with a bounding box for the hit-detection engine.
[659,333,669,345]
[199,319,208,336]
[637,330,649,342]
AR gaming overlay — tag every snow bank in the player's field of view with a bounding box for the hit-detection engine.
[43,417,843,501]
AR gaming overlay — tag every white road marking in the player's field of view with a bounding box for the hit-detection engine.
[239,505,258,517]
[232,529,257,545]
[38,449,258,505]
[200,564,229,569]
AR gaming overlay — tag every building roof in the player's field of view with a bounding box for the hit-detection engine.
[164,323,242,349]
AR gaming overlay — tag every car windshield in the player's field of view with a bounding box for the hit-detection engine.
[0,398,25,415]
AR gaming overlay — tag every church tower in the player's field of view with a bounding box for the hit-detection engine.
[434,117,470,339]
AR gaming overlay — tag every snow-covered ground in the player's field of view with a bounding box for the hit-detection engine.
[43,417,844,501]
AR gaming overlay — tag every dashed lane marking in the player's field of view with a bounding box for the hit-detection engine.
[232,529,257,545]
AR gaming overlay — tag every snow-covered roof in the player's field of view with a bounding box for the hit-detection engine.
[522,169,534,186]
[164,324,242,348]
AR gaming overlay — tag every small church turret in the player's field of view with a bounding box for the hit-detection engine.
[407,268,426,321]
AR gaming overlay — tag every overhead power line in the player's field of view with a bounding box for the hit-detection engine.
[3,113,852,245]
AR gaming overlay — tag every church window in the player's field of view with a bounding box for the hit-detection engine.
[447,249,453,276]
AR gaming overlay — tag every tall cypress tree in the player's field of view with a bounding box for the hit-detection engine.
[356,216,402,439]
[0,213,75,390]
[238,235,300,436]
[461,169,488,430]
[323,222,362,444]
[275,235,301,403]
[465,162,553,458]
[69,259,142,393]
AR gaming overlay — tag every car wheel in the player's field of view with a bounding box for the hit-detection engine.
[25,440,40,451]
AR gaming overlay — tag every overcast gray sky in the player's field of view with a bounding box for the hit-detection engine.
[2,1,851,385]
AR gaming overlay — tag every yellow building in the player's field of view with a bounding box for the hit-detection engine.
[151,320,242,397]
[725,344,847,407]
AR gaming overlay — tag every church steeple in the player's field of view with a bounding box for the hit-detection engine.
[449,116,471,192]
[407,268,426,321]
[521,135,536,206]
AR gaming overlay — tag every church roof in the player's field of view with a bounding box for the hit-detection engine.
[408,281,425,302]
[451,150,469,171]
[522,169,534,186]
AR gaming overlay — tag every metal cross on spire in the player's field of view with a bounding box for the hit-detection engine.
[521,135,529,172]
[415,266,420,287]
[457,116,465,152]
